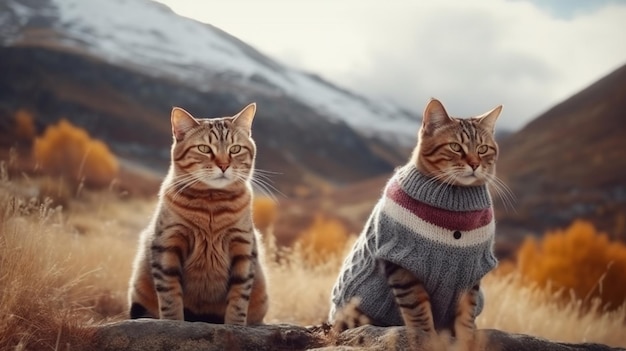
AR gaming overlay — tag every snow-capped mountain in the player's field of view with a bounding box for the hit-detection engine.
[1,0,419,192]
[2,0,419,143]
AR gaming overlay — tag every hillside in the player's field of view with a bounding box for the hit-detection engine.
[495,63,626,242]
[0,0,420,141]
[0,0,414,194]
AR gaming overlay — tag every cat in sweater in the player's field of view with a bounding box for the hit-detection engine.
[330,98,503,339]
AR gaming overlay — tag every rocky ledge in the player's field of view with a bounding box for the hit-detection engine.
[92,319,625,351]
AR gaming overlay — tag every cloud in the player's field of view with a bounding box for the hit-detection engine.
[156,0,626,131]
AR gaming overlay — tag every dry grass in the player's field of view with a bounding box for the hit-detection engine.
[480,273,626,347]
[0,193,96,349]
[0,171,150,349]
[0,171,625,349]
[264,235,354,325]
[294,214,352,266]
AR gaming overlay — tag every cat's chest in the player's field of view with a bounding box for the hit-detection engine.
[186,233,230,270]
[183,234,231,293]
[169,197,248,233]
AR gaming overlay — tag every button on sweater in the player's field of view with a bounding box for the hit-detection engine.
[330,165,498,329]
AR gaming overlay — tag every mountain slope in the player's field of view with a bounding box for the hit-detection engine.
[495,63,626,241]
[0,0,417,193]
[0,0,419,142]
[0,46,400,192]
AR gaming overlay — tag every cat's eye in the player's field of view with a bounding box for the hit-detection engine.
[449,143,462,152]
[230,145,242,154]
[198,144,212,154]
[477,145,488,154]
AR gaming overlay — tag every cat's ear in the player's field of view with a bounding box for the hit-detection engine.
[171,107,200,141]
[422,98,454,134]
[476,105,502,134]
[233,102,256,134]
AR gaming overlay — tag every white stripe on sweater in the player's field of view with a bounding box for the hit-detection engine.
[381,196,494,248]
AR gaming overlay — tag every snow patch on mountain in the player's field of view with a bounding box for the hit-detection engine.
[37,0,421,143]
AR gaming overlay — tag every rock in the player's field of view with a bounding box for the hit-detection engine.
[92,320,626,351]
[331,325,626,351]
[483,329,625,351]
[92,319,327,351]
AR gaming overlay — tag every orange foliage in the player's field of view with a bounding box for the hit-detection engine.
[491,259,516,277]
[14,109,36,141]
[296,214,351,265]
[253,197,278,233]
[33,119,119,188]
[517,220,626,311]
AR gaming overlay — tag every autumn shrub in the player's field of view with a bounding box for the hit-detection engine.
[14,109,36,141]
[517,220,626,311]
[295,214,352,266]
[33,119,119,188]
[253,196,278,233]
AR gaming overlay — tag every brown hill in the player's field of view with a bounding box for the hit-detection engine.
[0,46,398,195]
[495,63,626,243]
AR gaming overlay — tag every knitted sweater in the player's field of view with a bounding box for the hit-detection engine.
[329,165,497,329]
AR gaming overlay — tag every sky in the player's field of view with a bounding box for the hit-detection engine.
[154,0,626,131]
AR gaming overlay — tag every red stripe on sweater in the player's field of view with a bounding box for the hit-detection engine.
[386,180,492,231]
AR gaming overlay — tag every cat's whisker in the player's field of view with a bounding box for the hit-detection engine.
[252,169,285,200]
[484,173,517,213]
[170,175,201,202]
[166,169,216,201]
[253,169,282,176]
[422,171,455,198]
[432,169,458,193]
[228,170,250,186]
[252,172,280,186]
[251,177,283,202]
[229,170,281,201]
[164,173,196,198]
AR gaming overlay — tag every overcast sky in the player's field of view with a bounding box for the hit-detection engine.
[154,0,626,131]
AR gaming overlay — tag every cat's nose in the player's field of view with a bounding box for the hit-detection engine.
[469,162,480,171]
[217,163,230,172]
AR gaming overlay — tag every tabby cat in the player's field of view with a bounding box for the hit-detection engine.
[330,98,502,337]
[128,103,268,325]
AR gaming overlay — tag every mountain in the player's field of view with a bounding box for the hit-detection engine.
[494,63,626,243]
[0,0,416,193]
[1,0,420,140]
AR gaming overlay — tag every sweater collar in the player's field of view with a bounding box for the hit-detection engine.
[393,164,492,212]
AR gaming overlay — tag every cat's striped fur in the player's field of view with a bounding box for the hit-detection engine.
[333,266,479,338]
[128,103,268,325]
[332,98,503,341]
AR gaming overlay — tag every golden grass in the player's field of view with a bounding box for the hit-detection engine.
[294,214,352,266]
[0,193,95,349]
[264,237,353,325]
[0,175,625,349]
[479,272,626,347]
[0,174,150,349]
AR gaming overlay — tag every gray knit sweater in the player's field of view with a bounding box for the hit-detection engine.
[329,165,497,329]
